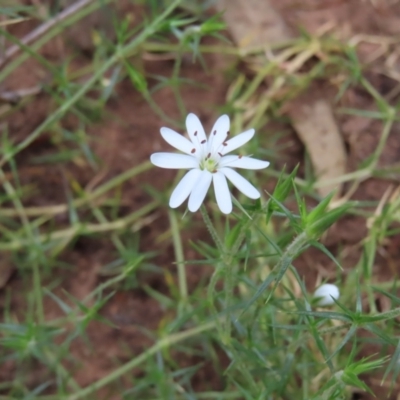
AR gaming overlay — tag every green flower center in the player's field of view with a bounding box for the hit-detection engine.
[200,157,218,173]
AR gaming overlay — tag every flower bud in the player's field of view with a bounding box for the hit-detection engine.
[313,283,340,306]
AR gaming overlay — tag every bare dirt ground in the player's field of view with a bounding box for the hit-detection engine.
[1,1,400,398]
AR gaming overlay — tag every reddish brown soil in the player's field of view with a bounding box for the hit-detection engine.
[1,1,400,399]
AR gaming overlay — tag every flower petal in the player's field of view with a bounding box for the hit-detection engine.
[160,127,195,154]
[219,155,270,170]
[186,113,207,144]
[220,167,260,199]
[209,114,230,153]
[150,153,198,169]
[221,129,254,155]
[188,170,212,212]
[169,169,202,208]
[212,171,232,214]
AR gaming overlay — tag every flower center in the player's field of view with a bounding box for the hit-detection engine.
[200,157,218,173]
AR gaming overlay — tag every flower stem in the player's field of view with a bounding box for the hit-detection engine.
[202,203,262,343]
[169,210,188,302]
[201,205,226,336]
[245,232,309,310]
[200,202,309,344]
[270,232,309,287]
[200,205,224,252]
[220,213,262,342]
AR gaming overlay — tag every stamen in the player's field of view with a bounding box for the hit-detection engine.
[201,139,206,144]
[191,148,196,154]
[227,131,230,135]
[194,131,198,136]
[212,169,217,173]
[238,155,243,159]
[213,130,217,135]
[207,153,211,159]
[222,142,227,146]
[218,152,222,157]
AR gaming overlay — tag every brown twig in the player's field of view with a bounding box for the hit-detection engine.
[0,85,42,104]
[0,0,94,67]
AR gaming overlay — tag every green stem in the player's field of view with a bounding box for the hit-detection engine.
[221,213,265,340]
[267,232,309,297]
[171,48,186,118]
[140,39,298,58]
[207,262,224,338]
[32,262,45,323]
[143,90,179,126]
[366,306,400,322]
[200,205,231,334]
[168,210,187,301]
[43,349,81,392]
[203,204,263,342]
[370,117,394,169]
[200,205,224,252]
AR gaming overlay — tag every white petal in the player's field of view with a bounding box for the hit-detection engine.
[221,129,255,155]
[150,153,198,169]
[188,170,212,212]
[220,167,260,199]
[160,127,195,154]
[169,169,202,208]
[186,113,207,144]
[209,114,230,153]
[219,155,270,170]
[212,171,232,214]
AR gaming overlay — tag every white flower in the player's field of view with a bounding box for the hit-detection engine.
[313,284,340,306]
[150,113,270,214]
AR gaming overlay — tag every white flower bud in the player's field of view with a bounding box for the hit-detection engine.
[313,284,340,306]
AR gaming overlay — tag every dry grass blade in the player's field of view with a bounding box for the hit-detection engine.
[218,0,347,197]
[289,96,347,196]
[217,0,292,49]
[0,0,95,66]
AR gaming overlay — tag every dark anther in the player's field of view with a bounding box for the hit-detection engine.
[222,142,227,146]
[201,139,206,144]
[238,155,243,159]
[218,152,222,157]
[191,148,196,154]
[213,130,217,135]
[227,131,230,135]
[194,131,198,136]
